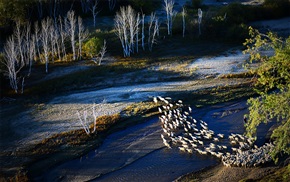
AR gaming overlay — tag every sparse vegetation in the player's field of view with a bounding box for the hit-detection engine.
[244,27,290,162]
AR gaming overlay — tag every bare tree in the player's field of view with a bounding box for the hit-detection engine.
[28,36,37,76]
[23,23,31,67]
[40,18,52,73]
[49,24,58,62]
[149,17,159,51]
[14,21,25,66]
[77,104,97,135]
[78,16,89,60]
[89,0,99,27]
[114,7,129,57]
[3,36,23,93]
[164,0,175,35]
[182,7,186,38]
[141,14,145,51]
[92,39,107,65]
[98,40,107,65]
[148,12,156,48]
[127,6,140,54]
[66,10,77,61]
[114,6,140,57]
[34,22,41,61]
[80,0,90,13]
[108,0,116,11]
[59,16,68,62]
[198,8,202,36]
[26,31,36,76]
[136,13,140,53]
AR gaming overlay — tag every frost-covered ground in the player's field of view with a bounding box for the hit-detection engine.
[189,50,248,76]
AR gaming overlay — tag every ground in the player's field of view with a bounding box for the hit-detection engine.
[0,0,289,180]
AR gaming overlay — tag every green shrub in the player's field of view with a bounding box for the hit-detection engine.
[82,37,102,58]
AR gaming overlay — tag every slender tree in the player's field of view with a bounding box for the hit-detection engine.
[164,0,175,35]
[66,10,77,61]
[148,12,156,48]
[89,0,99,27]
[77,104,97,135]
[59,16,68,62]
[198,8,202,36]
[34,22,41,62]
[80,0,90,13]
[136,13,140,53]
[78,16,89,60]
[114,6,140,57]
[141,14,145,51]
[182,7,186,38]
[40,18,52,73]
[3,36,23,93]
[95,40,107,65]
[149,16,159,51]
[14,20,25,66]
[108,0,116,11]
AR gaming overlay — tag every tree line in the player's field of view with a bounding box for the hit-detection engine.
[2,10,88,93]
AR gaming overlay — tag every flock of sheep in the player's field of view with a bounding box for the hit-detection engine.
[153,96,274,167]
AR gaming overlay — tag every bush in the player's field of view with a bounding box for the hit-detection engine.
[82,37,102,58]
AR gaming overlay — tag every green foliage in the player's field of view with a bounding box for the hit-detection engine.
[244,27,290,162]
[82,37,102,58]
[0,0,34,27]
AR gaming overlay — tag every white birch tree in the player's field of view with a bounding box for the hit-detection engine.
[89,0,99,27]
[136,13,140,53]
[108,0,116,11]
[182,7,186,38]
[92,40,107,65]
[164,0,175,35]
[34,22,41,62]
[114,6,140,57]
[148,16,160,52]
[115,7,129,57]
[49,24,57,62]
[141,14,145,51]
[198,8,202,36]
[66,10,77,61]
[81,0,90,13]
[59,16,68,62]
[77,104,97,135]
[14,21,25,66]
[127,6,139,54]
[40,18,52,73]
[3,36,23,93]
[78,16,89,60]
[23,23,32,73]
[148,12,156,49]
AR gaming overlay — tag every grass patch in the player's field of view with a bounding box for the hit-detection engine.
[173,79,256,108]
